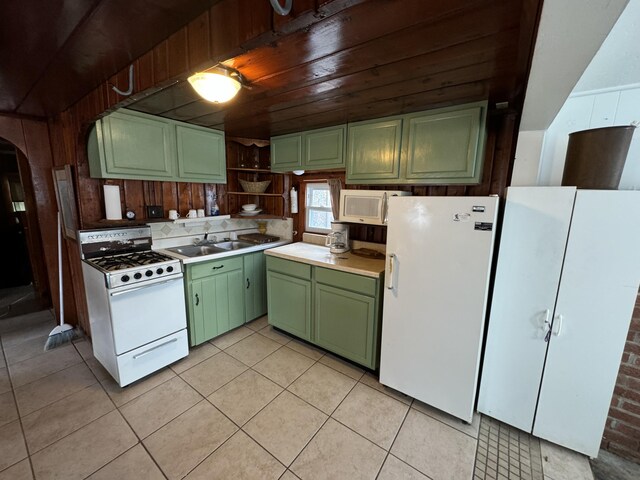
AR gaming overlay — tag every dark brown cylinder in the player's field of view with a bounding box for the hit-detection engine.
[561,125,636,189]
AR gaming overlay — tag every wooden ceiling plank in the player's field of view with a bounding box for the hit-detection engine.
[187,31,518,128]
[149,0,519,123]
[221,61,510,135]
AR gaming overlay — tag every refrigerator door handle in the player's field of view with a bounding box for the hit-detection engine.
[553,314,564,337]
[386,253,396,290]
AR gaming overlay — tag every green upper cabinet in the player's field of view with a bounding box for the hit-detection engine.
[88,108,226,183]
[270,133,302,171]
[346,101,487,185]
[271,125,346,172]
[89,109,176,180]
[402,103,486,184]
[304,125,346,170]
[346,118,402,182]
[176,124,226,183]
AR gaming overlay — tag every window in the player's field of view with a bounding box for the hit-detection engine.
[305,182,334,233]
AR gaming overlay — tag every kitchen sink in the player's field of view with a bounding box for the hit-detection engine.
[165,245,229,257]
[212,240,255,250]
[166,240,255,257]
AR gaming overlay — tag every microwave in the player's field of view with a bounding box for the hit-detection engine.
[338,189,411,225]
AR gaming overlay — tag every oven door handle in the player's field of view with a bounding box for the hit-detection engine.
[110,277,181,296]
[133,338,178,359]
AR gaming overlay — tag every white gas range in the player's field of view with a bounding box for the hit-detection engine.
[79,226,188,387]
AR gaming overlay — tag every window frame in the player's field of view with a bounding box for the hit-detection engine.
[305,182,334,234]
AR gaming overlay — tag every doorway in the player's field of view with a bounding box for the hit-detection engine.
[0,138,50,320]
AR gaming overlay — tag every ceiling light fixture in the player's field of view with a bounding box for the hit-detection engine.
[188,65,245,103]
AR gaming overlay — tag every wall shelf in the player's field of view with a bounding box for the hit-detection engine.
[226,192,286,197]
[227,167,275,173]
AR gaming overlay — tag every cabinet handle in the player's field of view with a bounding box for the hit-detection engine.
[195,293,200,306]
[246,278,250,289]
[212,265,224,270]
[382,192,389,224]
[553,314,564,337]
[386,253,396,290]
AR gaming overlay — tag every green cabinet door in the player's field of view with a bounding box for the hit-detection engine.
[314,283,377,369]
[267,270,312,340]
[271,134,302,172]
[186,258,245,346]
[244,251,268,322]
[304,125,346,170]
[346,118,402,183]
[176,124,226,183]
[91,109,176,180]
[403,104,485,184]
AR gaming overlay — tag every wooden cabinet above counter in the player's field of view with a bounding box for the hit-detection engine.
[269,101,487,185]
[87,108,226,184]
[347,101,487,185]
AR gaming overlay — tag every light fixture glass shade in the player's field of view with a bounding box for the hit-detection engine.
[188,71,241,103]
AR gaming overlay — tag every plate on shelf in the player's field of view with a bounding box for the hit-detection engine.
[239,209,263,216]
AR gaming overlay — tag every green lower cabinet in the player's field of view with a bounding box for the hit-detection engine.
[244,251,268,322]
[314,283,377,368]
[266,271,312,341]
[266,256,382,369]
[186,257,245,346]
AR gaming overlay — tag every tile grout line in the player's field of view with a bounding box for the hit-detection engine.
[0,333,35,478]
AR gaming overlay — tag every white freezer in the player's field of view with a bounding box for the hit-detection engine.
[379,195,498,423]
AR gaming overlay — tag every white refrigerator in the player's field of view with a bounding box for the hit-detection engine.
[379,195,499,423]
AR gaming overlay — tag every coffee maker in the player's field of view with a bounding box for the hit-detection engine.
[325,221,350,254]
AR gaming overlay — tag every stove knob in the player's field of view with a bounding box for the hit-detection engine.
[134,272,142,280]
[145,270,153,277]
[121,275,130,283]
[156,268,164,275]
[166,266,174,273]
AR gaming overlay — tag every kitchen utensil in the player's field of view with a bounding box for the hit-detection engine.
[168,210,179,220]
[187,209,197,218]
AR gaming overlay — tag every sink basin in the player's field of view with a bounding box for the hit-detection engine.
[166,245,228,257]
[213,240,255,250]
[166,240,255,257]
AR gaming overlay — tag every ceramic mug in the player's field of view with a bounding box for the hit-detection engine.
[168,209,179,220]
[197,208,205,218]
[187,209,197,218]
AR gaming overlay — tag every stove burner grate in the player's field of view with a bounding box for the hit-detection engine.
[90,250,175,272]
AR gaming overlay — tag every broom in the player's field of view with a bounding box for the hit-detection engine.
[44,212,77,350]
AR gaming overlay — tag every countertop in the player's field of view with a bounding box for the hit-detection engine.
[158,240,290,264]
[264,242,385,278]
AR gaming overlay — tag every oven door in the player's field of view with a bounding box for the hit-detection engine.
[108,274,187,355]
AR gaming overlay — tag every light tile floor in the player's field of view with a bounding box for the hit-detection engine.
[0,312,598,480]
